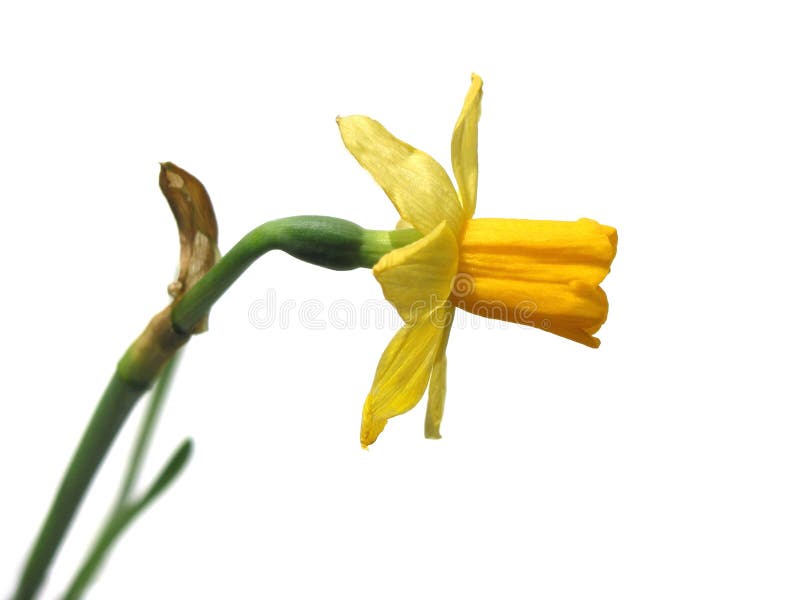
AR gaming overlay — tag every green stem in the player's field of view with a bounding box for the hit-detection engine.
[63,439,192,600]
[12,374,146,600]
[62,510,132,600]
[57,352,181,599]
[171,216,420,333]
[13,215,420,600]
[115,352,181,509]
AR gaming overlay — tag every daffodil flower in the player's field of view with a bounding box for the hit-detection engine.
[338,75,617,447]
[16,78,617,599]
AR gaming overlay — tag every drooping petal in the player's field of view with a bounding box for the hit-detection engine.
[361,307,451,447]
[456,276,609,348]
[455,217,617,348]
[424,306,454,439]
[451,74,483,219]
[337,115,463,236]
[374,221,459,323]
[539,321,603,348]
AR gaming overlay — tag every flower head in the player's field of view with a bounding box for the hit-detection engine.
[338,75,617,447]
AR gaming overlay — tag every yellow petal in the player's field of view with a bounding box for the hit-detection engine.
[455,217,616,347]
[424,307,454,439]
[374,221,459,323]
[460,218,618,286]
[361,306,450,447]
[451,74,483,219]
[337,115,463,236]
[456,277,609,348]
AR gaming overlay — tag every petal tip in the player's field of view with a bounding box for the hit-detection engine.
[360,408,387,448]
[607,227,618,253]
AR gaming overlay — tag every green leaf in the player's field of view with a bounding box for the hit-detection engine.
[62,439,193,600]
[138,438,193,506]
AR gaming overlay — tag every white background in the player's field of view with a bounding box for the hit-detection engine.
[1,1,798,598]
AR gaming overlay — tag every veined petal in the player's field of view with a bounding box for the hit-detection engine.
[462,218,617,263]
[456,217,616,347]
[337,115,463,236]
[460,219,618,286]
[451,74,483,219]
[361,306,451,447]
[374,221,459,323]
[424,306,454,439]
[456,277,609,348]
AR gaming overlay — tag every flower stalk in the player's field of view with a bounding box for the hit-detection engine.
[13,374,145,600]
[170,216,421,333]
[14,72,618,599]
[12,212,418,600]
[63,353,187,599]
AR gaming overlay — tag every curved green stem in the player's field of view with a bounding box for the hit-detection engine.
[171,216,420,333]
[12,375,146,600]
[115,352,181,509]
[62,439,192,600]
[13,215,420,600]
[58,352,183,599]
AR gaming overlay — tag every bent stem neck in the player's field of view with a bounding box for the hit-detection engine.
[171,216,422,333]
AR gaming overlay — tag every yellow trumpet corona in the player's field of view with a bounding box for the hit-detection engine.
[337,75,617,447]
